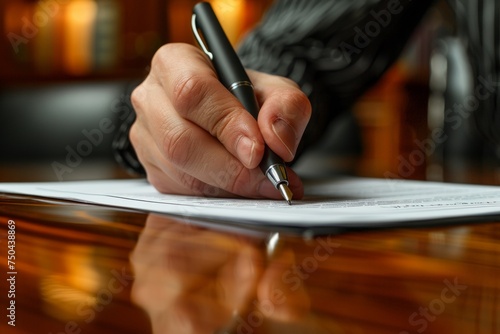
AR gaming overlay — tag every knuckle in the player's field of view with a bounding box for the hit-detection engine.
[283,88,312,119]
[179,173,207,196]
[151,44,174,72]
[280,75,301,89]
[212,159,247,195]
[228,167,248,194]
[129,122,139,147]
[210,105,241,139]
[146,166,174,194]
[152,43,194,69]
[147,173,169,194]
[296,91,312,118]
[162,125,193,167]
[131,85,147,112]
[171,73,209,117]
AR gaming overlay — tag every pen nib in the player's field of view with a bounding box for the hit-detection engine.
[278,183,293,205]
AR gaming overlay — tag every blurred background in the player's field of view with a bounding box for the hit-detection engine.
[0,0,273,181]
[1,0,499,184]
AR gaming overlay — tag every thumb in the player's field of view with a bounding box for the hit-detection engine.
[250,71,312,162]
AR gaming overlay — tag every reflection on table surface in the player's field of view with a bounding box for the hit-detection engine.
[1,193,499,334]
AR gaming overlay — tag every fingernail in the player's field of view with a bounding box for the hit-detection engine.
[237,136,255,168]
[272,119,297,159]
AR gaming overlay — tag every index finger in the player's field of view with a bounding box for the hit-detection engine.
[150,43,265,169]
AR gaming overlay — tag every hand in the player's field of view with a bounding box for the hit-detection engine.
[130,43,311,199]
[130,214,264,334]
[130,214,313,334]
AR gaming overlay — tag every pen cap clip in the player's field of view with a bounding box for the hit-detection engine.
[192,2,251,89]
[191,13,213,60]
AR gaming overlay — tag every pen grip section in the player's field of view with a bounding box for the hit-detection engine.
[231,85,259,119]
[260,149,284,173]
[260,148,289,188]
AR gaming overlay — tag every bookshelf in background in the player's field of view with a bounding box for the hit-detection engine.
[0,0,271,87]
[1,0,166,85]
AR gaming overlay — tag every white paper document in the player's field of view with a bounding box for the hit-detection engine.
[1,177,500,227]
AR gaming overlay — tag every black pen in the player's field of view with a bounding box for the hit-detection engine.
[192,2,293,205]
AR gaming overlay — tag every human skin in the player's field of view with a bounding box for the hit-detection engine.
[131,214,312,334]
[130,43,312,199]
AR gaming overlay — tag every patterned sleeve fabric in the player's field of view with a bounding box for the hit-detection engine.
[237,0,436,158]
[112,108,146,176]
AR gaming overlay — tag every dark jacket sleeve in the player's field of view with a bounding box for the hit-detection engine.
[237,0,435,158]
[112,107,146,176]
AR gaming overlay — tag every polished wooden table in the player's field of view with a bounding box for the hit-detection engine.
[1,179,500,334]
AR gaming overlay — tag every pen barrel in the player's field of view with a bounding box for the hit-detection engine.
[231,84,259,119]
[193,2,250,88]
[193,2,289,190]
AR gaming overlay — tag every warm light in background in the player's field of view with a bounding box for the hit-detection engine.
[63,0,98,75]
[2,0,124,77]
[165,0,270,51]
[1,0,272,79]
[209,0,245,45]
